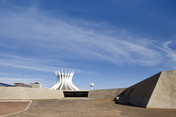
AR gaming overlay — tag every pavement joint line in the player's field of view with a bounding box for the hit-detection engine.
[0,100,32,117]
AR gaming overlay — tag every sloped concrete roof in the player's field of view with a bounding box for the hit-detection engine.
[115,70,176,109]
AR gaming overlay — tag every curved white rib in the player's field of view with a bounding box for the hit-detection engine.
[51,69,80,90]
[51,71,59,89]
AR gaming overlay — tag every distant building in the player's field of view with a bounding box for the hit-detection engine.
[30,82,41,88]
[0,82,15,87]
[51,69,79,90]
[14,83,32,88]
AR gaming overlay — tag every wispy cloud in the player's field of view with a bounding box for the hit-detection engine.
[153,40,176,65]
[0,63,54,72]
[0,53,58,72]
[163,41,176,62]
[0,6,172,68]
[0,52,94,75]
[0,2,175,89]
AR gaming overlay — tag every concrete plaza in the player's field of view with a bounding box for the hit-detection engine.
[5,98,176,117]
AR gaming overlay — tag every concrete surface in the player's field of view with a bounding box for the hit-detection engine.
[88,88,126,99]
[0,87,64,100]
[0,87,19,99]
[115,70,176,109]
[6,99,176,117]
[0,101,30,116]
[147,70,176,109]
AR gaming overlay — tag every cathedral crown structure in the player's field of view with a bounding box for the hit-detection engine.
[51,69,79,90]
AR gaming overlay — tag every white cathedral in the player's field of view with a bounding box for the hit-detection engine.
[51,69,79,90]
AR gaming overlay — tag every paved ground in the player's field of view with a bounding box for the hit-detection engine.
[0,102,29,116]
[4,98,176,117]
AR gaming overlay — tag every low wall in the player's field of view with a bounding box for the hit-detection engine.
[0,87,64,100]
[88,88,126,99]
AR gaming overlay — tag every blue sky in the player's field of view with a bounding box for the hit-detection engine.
[0,0,176,90]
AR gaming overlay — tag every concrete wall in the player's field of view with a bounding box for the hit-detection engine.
[147,70,176,109]
[0,87,64,100]
[116,70,176,109]
[117,72,160,107]
[88,88,126,99]
[0,87,19,99]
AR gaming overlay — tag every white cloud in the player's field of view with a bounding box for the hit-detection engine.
[0,5,175,70]
[163,41,176,61]
[0,3,175,90]
[0,7,167,67]
[0,63,54,72]
[0,52,94,75]
[0,53,57,72]
[154,40,176,63]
